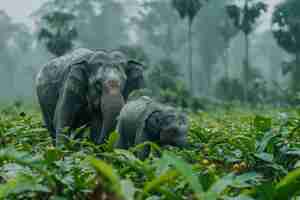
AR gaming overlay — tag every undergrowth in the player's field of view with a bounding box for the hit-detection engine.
[1,106,300,199]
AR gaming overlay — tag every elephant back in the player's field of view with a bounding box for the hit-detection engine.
[117,96,162,144]
[36,48,94,86]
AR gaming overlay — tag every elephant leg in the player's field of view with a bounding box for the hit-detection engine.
[36,84,58,141]
[41,105,55,140]
[97,116,119,145]
[115,122,130,149]
[135,131,151,160]
[90,117,102,144]
[53,66,88,147]
[53,90,85,147]
[97,124,111,145]
[71,108,91,140]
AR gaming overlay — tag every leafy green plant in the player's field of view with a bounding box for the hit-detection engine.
[1,106,300,199]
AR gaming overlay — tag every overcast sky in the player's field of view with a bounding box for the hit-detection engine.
[0,0,46,25]
[0,0,283,29]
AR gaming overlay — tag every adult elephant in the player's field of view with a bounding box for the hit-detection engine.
[36,48,145,146]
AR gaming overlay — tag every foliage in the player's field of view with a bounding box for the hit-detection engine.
[146,59,204,110]
[272,0,300,55]
[35,0,128,50]
[1,104,300,199]
[38,11,78,56]
[171,0,204,23]
[226,0,267,35]
[272,0,300,92]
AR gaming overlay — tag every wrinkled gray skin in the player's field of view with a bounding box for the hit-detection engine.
[115,96,188,158]
[36,48,145,146]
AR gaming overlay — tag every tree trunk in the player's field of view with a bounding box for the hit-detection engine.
[223,46,230,100]
[224,47,229,82]
[243,33,250,103]
[166,21,173,58]
[293,52,300,91]
[188,19,193,95]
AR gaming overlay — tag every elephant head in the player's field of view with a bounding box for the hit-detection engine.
[86,50,145,144]
[109,50,146,100]
[158,108,188,147]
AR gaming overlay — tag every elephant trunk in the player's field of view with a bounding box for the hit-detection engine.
[97,80,125,144]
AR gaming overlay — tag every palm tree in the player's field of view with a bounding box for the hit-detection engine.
[226,0,267,102]
[38,11,78,57]
[172,0,205,94]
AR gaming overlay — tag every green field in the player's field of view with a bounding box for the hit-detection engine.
[1,106,300,200]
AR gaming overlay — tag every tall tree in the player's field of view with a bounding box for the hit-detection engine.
[272,0,300,92]
[34,0,128,50]
[192,1,236,96]
[226,0,267,102]
[218,13,237,84]
[172,0,206,94]
[38,11,78,56]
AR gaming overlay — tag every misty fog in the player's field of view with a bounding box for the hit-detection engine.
[0,0,297,107]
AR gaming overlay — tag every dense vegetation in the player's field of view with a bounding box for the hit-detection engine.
[1,105,300,199]
[1,0,300,199]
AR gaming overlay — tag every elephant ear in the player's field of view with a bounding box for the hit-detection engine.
[125,60,145,80]
[123,60,146,100]
[109,49,144,76]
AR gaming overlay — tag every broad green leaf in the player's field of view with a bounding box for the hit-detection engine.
[107,149,152,176]
[204,173,262,200]
[0,174,49,199]
[139,170,178,199]
[295,161,300,168]
[132,141,162,156]
[44,147,63,164]
[203,174,235,200]
[104,131,119,152]
[254,152,274,163]
[161,152,204,198]
[274,167,300,200]
[0,148,46,174]
[253,115,272,132]
[256,131,277,153]
[87,156,123,198]
[231,172,263,188]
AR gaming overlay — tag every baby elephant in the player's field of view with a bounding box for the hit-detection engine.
[115,96,188,158]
